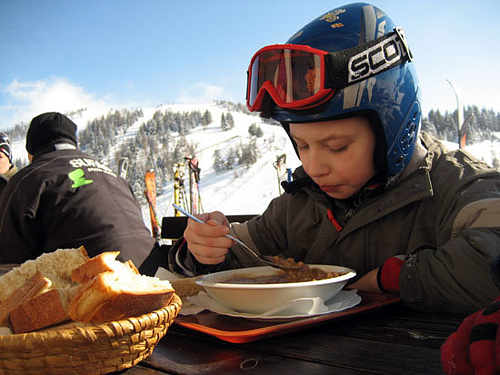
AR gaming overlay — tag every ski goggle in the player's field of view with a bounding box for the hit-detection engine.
[246,27,413,112]
[247,44,333,112]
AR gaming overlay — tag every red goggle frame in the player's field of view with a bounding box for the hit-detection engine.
[246,44,335,112]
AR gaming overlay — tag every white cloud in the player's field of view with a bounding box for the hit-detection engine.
[0,77,113,129]
[176,81,225,104]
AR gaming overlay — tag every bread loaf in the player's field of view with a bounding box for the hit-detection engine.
[71,251,138,284]
[68,271,174,323]
[0,246,88,303]
[1,249,175,333]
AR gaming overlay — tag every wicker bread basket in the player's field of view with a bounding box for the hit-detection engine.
[0,294,182,375]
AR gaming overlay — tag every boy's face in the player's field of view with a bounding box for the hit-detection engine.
[289,116,377,200]
[0,152,10,174]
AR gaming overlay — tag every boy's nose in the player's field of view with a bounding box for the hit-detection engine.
[303,151,330,178]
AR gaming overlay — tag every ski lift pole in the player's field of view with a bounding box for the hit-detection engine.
[188,162,194,214]
[446,79,464,148]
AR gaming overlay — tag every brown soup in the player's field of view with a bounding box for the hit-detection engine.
[221,257,346,284]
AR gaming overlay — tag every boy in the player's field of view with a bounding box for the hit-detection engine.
[168,3,500,314]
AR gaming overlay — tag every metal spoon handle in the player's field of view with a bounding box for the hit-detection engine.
[224,233,271,265]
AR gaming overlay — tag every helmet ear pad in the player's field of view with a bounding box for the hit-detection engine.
[386,100,422,176]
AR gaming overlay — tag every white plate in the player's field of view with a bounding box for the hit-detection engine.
[188,289,362,322]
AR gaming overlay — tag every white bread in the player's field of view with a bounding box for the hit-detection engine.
[9,286,80,333]
[0,327,12,335]
[0,246,89,303]
[71,251,138,284]
[1,250,175,332]
[0,271,52,327]
[68,271,174,323]
[171,277,203,300]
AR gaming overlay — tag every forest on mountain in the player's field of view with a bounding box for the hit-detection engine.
[78,101,261,200]
[4,102,500,201]
[72,103,500,198]
[421,106,500,147]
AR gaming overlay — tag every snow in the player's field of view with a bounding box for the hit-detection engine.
[140,103,301,222]
[8,103,500,234]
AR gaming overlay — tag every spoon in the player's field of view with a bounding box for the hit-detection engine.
[172,204,301,271]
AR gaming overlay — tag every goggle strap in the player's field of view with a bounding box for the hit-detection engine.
[325,27,412,89]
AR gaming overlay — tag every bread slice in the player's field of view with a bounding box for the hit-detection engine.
[171,276,203,300]
[71,251,139,284]
[0,247,89,303]
[0,271,52,327]
[9,286,80,333]
[68,271,174,323]
[0,327,12,336]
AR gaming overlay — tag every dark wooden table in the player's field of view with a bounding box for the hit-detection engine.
[121,300,464,375]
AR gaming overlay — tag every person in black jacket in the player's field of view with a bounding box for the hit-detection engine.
[0,112,160,274]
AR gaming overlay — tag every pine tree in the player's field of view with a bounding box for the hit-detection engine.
[248,123,263,137]
[220,113,227,130]
[225,112,235,130]
[213,149,225,174]
[202,110,212,126]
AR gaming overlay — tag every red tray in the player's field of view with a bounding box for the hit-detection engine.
[174,291,401,343]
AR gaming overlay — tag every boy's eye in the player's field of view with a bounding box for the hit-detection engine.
[296,143,308,151]
[330,145,348,153]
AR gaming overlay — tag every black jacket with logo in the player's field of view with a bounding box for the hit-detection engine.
[0,147,155,268]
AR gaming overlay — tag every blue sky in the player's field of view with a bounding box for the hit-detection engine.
[1,0,499,129]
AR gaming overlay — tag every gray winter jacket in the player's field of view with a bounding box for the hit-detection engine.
[172,133,500,314]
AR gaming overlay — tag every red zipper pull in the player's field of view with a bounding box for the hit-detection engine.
[327,208,343,232]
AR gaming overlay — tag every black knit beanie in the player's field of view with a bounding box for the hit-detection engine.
[26,112,78,155]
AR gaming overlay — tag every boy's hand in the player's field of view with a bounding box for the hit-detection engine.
[347,268,382,293]
[183,211,234,265]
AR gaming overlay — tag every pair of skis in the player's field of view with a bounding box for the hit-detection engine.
[117,158,160,238]
[144,169,162,239]
[143,161,202,239]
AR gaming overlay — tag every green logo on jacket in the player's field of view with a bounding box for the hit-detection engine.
[68,168,93,188]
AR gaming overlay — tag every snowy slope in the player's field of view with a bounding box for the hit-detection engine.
[142,103,301,222]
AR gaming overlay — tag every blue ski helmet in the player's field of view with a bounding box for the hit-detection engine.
[248,3,421,178]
